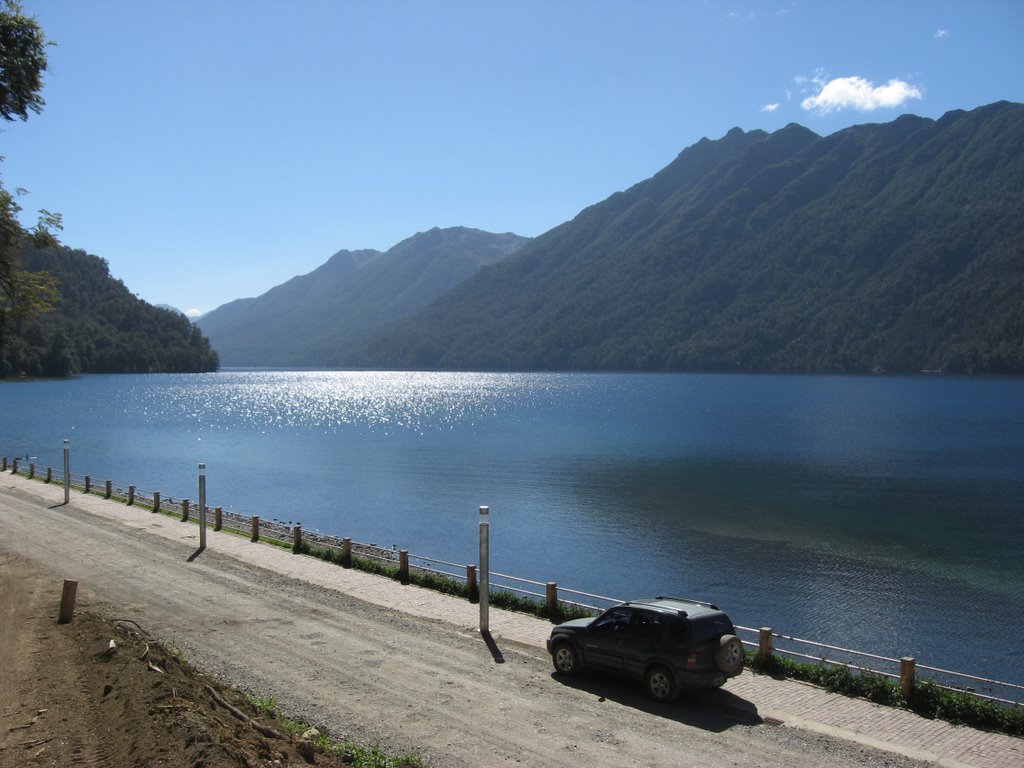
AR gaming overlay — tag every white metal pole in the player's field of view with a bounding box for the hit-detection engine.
[479,505,489,632]
[62,439,70,504]
[198,463,207,550]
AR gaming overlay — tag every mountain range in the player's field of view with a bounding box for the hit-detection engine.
[201,101,1024,374]
[198,228,528,367]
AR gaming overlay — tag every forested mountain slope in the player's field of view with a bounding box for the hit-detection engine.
[198,227,529,367]
[361,101,1024,374]
[1,246,219,377]
[196,248,380,366]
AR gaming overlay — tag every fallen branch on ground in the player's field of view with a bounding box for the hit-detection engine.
[204,685,288,741]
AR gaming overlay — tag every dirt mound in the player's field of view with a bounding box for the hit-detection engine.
[0,559,385,768]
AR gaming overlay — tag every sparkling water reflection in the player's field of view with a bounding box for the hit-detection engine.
[3,371,1022,683]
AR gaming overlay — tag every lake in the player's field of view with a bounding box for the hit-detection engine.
[3,371,1022,685]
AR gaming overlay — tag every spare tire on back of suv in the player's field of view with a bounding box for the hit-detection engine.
[714,634,744,674]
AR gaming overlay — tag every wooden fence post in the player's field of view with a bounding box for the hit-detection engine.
[46,467,53,483]
[545,582,558,615]
[214,507,222,531]
[341,537,351,567]
[292,525,302,553]
[84,475,91,494]
[104,480,112,499]
[11,459,18,475]
[397,550,409,583]
[58,579,78,624]
[1,457,6,471]
[251,516,260,542]
[153,491,160,512]
[759,627,774,660]
[466,564,478,603]
[901,657,916,700]
[29,462,35,479]
[128,485,135,506]
[181,499,190,522]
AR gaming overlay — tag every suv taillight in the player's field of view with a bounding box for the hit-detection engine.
[685,652,697,670]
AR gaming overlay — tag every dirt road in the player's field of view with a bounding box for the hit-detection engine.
[0,479,927,768]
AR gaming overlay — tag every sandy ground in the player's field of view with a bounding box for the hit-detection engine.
[0,477,930,768]
[0,552,378,768]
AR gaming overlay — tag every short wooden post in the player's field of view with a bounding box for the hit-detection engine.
[1,457,6,471]
[84,475,91,494]
[152,491,160,512]
[127,485,135,506]
[214,507,222,531]
[397,550,409,583]
[58,579,78,624]
[341,537,351,567]
[759,627,774,660]
[900,657,916,700]
[545,582,558,615]
[250,516,260,542]
[292,525,302,553]
[46,467,53,482]
[181,499,190,522]
[29,462,35,479]
[11,458,19,474]
[466,564,478,602]
[104,480,112,499]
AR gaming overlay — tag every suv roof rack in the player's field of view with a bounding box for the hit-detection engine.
[655,596,720,610]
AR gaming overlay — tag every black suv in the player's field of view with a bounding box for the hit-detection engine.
[546,597,744,701]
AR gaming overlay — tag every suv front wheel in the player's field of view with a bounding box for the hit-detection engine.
[552,642,580,675]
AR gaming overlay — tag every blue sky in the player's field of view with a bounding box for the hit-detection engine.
[2,1,1022,316]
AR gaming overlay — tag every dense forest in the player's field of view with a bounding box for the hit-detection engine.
[359,101,1024,374]
[1,245,219,377]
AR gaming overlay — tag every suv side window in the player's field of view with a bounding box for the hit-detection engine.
[629,609,663,639]
[592,607,632,633]
[667,616,689,646]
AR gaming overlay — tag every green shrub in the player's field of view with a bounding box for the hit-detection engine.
[911,681,1024,736]
[747,652,1024,735]
[408,570,468,598]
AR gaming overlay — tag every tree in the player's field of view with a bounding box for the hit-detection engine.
[0,0,47,120]
[0,0,58,349]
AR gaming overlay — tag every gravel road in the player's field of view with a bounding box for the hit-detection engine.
[0,480,928,768]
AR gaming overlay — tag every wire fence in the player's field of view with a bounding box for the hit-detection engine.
[4,455,1022,709]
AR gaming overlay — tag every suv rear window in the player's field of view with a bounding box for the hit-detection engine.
[690,615,735,645]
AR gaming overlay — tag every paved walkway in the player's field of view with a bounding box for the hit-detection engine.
[1,471,1020,768]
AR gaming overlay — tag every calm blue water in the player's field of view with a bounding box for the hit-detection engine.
[3,371,1023,684]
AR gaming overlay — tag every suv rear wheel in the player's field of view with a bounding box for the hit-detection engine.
[714,634,744,674]
[644,665,678,702]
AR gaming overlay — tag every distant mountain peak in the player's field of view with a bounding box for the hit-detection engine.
[197,227,529,366]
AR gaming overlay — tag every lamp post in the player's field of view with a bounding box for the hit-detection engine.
[479,505,489,632]
[62,439,70,504]
[198,463,207,550]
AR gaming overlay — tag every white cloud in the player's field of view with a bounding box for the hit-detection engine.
[934,29,949,39]
[762,103,780,112]
[800,74,922,114]
[185,308,204,318]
